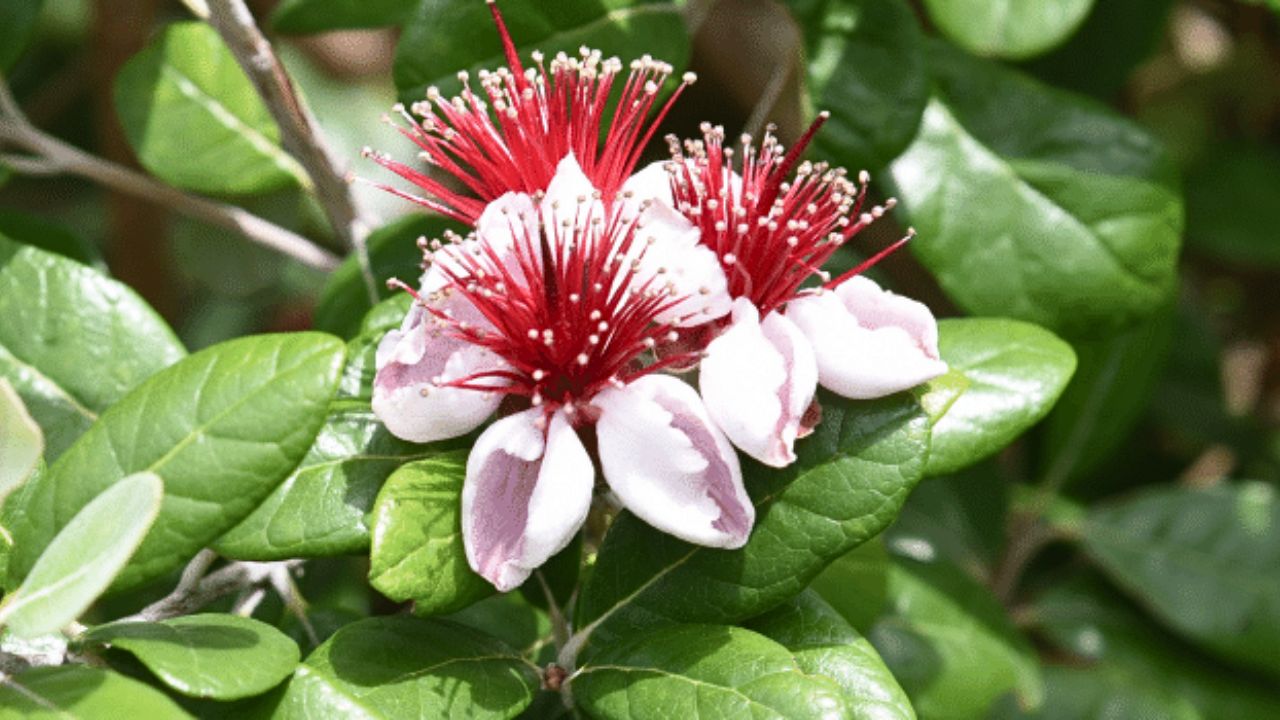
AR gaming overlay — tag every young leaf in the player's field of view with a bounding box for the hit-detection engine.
[394,1,690,104]
[0,666,191,719]
[4,333,345,592]
[215,402,440,560]
[272,0,418,34]
[746,590,915,719]
[919,318,1077,476]
[0,234,186,459]
[368,452,494,615]
[922,0,1094,60]
[1081,481,1280,680]
[575,391,928,656]
[0,379,41,503]
[870,552,1042,718]
[114,22,307,196]
[83,614,301,700]
[273,616,539,719]
[890,43,1183,339]
[0,473,162,638]
[570,624,851,719]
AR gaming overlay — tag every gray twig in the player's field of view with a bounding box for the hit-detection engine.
[124,553,303,623]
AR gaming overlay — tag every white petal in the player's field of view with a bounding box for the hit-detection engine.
[595,375,752,548]
[630,203,732,326]
[462,409,594,592]
[541,153,602,232]
[619,161,676,213]
[699,299,817,467]
[787,275,948,399]
[372,298,504,443]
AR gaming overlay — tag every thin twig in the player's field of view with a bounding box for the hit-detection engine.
[124,557,303,623]
[205,0,376,301]
[0,77,339,271]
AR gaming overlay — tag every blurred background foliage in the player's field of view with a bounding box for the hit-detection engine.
[1,0,1279,717]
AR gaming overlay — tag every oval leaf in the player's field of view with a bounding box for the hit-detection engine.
[1081,481,1280,680]
[571,624,850,719]
[83,614,301,700]
[0,234,185,459]
[273,616,539,719]
[114,22,306,195]
[808,539,890,633]
[0,473,162,638]
[890,43,1183,338]
[216,402,439,560]
[0,379,41,503]
[575,391,928,656]
[368,452,493,615]
[747,590,915,719]
[5,333,345,591]
[922,0,1094,60]
[0,666,191,719]
[919,318,1076,476]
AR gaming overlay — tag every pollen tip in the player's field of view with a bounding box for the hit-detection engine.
[818,110,831,119]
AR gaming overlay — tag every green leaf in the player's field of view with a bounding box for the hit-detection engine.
[1031,575,1280,720]
[0,234,186,460]
[0,379,41,503]
[575,391,928,656]
[870,552,1042,719]
[747,590,915,719]
[890,43,1183,338]
[314,215,457,340]
[807,538,889,633]
[114,22,307,196]
[989,665,1201,720]
[0,0,42,71]
[273,616,539,719]
[920,318,1076,476]
[394,1,690,104]
[1038,307,1173,489]
[83,614,300,700]
[445,593,554,663]
[1081,481,1280,679]
[272,0,418,34]
[571,624,850,719]
[1185,142,1280,268]
[0,210,101,269]
[368,452,494,615]
[0,666,191,719]
[1022,0,1176,98]
[885,462,1008,580]
[922,0,1094,60]
[5,333,345,592]
[784,0,927,171]
[0,473,161,638]
[215,402,438,560]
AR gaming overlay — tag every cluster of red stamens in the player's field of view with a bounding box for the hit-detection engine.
[666,115,911,315]
[363,1,694,224]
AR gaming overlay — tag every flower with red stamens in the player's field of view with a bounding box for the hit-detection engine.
[372,156,748,591]
[362,0,695,224]
[655,117,948,467]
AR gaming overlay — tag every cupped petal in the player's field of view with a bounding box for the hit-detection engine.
[372,297,504,443]
[618,160,676,213]
[787,275,948,400]
[630,202,732,326]
[541,153,602,232]
[699,299,817,467]
[595,374,753,548]
[461,409,594,592]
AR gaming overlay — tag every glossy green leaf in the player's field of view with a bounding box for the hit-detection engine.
[273,616,539,719]
[5,333,345,591]
[84,614,300,700]
[272,0,418,33]
[0,0,42,71]
[445,593,554,663]
[784,0,927,171]
[571,624,850,719]
[920,318,1076,476]
[314,214,456,340]
[922,0,1094,60]
[1022,0,1176,98]
[368,452,494,615]
[807,538,889,633]
[215,402,438,560]
[885,462,1008,580]
[1185,142,1280,268]
[114,22,307,196]
[575,391,928,656]
[0,379,41,503]
[0,234,186,460]
[394,1,689,104]
[0,473,161,638]
[891,43,1183,338]
[0,666,191,720]
[1031,576,1280,720]
[870,553,1042,719]
[747,590,915,719]
[1082,481,1280,679]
